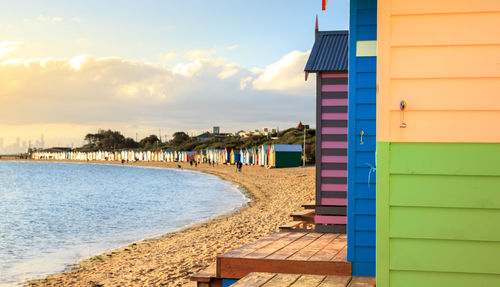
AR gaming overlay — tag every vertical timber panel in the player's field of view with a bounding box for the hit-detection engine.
[348,0,377,277]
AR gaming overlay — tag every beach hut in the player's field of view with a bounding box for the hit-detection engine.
[373,1,500,285]
[344,0,378,276]
[304,29,350,236]
[230,149,240,165]
[257,145,270,166]
[268,144,302,168]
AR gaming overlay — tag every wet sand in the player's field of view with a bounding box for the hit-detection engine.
[26,161,314,287]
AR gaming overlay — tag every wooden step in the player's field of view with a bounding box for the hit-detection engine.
[190,263,222,287]
[217,232,351,279]
[302,201,316,209]
[291,210,315,222]
[279,221,306,231]
[231,272,375,287]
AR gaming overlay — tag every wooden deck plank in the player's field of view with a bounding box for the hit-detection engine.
[347,277,376,287]
[261,273,301,287]
[317,275,352,287]
[231,272,276,287]
[245,232,307,259]
[287,233,339,261]
[221,232,290,258]
[332,245,347,262]
[217,232,351,279]
[266,233,324,260]
[309,237,346,261]
[217,257,351,278]
[290,274,327,287]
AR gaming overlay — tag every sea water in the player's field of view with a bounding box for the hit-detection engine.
[0,161,248,285]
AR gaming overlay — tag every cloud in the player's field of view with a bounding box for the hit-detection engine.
[158,52,177,62]
[251,50,314,96]
[183,49,216,61]
[226,44,238,50]
[0,41,23,60]
[0,49,315,143]
[72,17,82,23]
[36,15,64,22]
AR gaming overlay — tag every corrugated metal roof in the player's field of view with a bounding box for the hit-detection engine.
[273,144,303,152]
[304,30,348,72]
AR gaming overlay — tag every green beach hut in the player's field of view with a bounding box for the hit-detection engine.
[269,144,302,168]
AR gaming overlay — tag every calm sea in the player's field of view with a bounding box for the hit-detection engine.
[0,161,248,285]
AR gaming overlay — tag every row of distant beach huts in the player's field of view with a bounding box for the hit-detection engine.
[30,144,303,168]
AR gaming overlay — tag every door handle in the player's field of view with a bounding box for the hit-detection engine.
[360,130,365,145]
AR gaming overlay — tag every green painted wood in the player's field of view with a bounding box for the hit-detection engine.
[275,152,302,168]
[375,142,390,287]
[390,270,500,287]
[378,142,500,286]
[390,174,500,209]
[389,143,500,176]
[390,238,500,275]
[390,206,500,241]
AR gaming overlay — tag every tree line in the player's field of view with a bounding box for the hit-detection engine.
[78,128,316,162]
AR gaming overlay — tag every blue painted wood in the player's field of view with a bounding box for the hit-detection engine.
[347,0,377,277]
[355,215,376,230]
[352,262,376,277]
[222,279,239,287]
[354,231,376,246]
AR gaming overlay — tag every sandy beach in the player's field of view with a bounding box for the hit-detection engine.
[24,161,314,286]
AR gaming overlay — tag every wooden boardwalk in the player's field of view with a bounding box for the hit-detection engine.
[232,273,375,287]
[217,232,350,279]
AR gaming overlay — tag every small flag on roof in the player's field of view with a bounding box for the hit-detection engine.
[322,0,328,10]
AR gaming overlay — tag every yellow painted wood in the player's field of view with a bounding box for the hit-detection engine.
[390,78,500,111]
[391,0,500,14]
[377,1,500,142]
[391,12,500,46]
[387,110,500,143]
[391,46,500,79]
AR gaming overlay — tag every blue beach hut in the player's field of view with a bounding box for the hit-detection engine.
[346,0,377,276]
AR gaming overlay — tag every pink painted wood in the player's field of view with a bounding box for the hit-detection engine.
[321,198,348,206]
[322,113,348,120]
[321,183,347,192]
[321,170,348,177]
[322,98,348,106]
[315,215,347,225]
[321,73,348,78]
[321,127,348,135]
[322,84,348,92]
[321,156,348,163]
[321,141,348,149]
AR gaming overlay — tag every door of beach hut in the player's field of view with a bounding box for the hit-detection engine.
[376,1,500,286]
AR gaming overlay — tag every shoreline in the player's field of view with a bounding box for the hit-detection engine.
[4,159,314,286]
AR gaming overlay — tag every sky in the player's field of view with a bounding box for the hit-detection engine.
[0,0,348,148]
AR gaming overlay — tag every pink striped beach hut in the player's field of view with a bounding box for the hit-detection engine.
[305,29,348,233]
